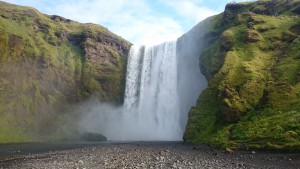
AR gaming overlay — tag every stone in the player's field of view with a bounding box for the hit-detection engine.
[225,148,233,154]
[159,150,166,156]
[81,132,107,142]
[77,160,84,165]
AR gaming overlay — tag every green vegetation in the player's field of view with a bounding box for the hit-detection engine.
[184,0,300,151]
[0,1,130,143]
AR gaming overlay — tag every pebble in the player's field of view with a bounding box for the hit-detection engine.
[77,160,84,165]
[159,150,166,156]
[0,143,298,169]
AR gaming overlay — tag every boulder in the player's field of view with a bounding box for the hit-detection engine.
[81,132,107,142]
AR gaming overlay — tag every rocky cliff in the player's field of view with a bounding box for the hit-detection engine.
[0,1,131,142]
[184,0,300,151]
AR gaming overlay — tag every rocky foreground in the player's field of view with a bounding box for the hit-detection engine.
[0,142,299,169]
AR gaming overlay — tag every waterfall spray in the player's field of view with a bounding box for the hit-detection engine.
[79,34,207,141]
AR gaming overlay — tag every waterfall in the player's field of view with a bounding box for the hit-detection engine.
[123,41,181,140]
[79,31,208,141]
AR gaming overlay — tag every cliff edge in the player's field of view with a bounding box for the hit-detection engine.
[0,1,131,142]
[184,0,300,151]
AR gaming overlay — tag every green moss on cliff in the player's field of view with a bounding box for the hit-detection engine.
[185,0,300,151]
[0,1,130,143]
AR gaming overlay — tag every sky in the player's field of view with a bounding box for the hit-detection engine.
[3,0,252,45]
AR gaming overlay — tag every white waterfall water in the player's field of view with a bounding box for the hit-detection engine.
[123,45,144,109]
[123,41,181,140]
[78,32,208,141]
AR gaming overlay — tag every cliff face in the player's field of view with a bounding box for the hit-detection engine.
[0,1,130,142]
[184,0,300,151]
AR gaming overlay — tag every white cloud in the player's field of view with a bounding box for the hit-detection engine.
[158,0,219,28]
[42,0,184,45]
[2,0,230,45]
[112,16,184,45]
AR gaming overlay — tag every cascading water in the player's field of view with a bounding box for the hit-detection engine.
[123,41,182,140]
[78,26,208,141]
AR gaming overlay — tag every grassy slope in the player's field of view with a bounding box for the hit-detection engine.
[184,0,300,151]
[0,2,130,143]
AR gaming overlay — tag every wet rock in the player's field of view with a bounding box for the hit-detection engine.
[80,132,107,142]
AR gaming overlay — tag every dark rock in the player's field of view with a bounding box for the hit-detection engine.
[9,35,23,47]
[34,18,49,33]
[0,14,8,19]
[68,33,85,47]
[225,3,248,11]
[293,7,300,14]
[246,30,260,43]
[247,22,255,29]
[81,132,107,142]
[289,24,300,35]
[220,33,233,51]
[203,32,219,47]
[50,15,72,23]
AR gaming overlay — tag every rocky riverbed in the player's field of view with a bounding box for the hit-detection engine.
[0,142,299,169]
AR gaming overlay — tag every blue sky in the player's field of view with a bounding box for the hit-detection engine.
[3,0,252,44]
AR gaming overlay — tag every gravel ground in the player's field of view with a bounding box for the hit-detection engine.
[0,142,299,169]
